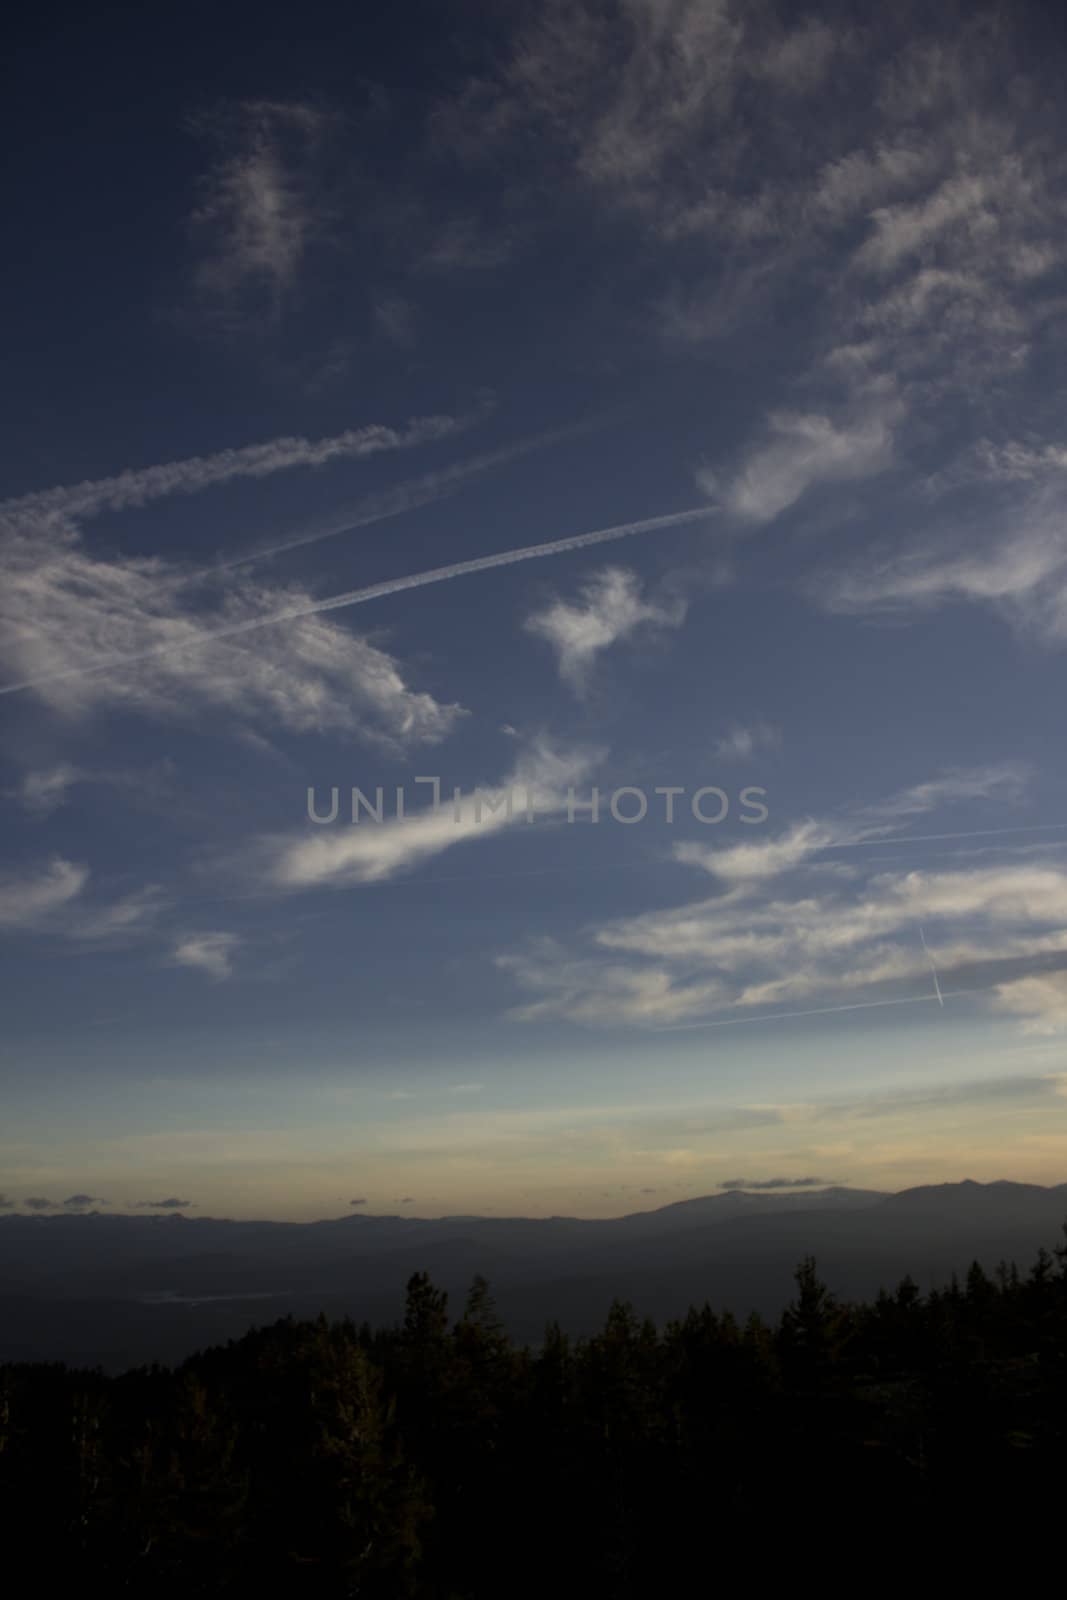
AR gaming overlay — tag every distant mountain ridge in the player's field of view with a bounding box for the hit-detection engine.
[6,1177,1065,1229]
[2,1180,1065,1371]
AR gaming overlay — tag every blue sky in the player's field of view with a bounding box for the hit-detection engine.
[3,0,1067,1219]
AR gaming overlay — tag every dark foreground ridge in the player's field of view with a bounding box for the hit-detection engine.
[4,1227,1067,1594]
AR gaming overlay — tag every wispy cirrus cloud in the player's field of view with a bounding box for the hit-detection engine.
[0,857,163,946]
[0,858,89,930]
[676,764,1028,885]
[189,99,332,322]
[473,0,744,222]
[0,406,501,747]
[505,857,1067,1028]
[817,481,1067,645]
[6,760,174,818]
[7,764,83,817]
[499,765,1059,1028]
[0,511,466,744]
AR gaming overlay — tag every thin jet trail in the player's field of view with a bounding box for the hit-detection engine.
[821,821,1067,850]
[204,418,607,576]
[919,925,945,1006]
[656,984,980,1033]
[0,504,719,699]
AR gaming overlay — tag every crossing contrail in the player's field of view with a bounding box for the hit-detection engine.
[919,925,944,1006]
[0,504,719,699]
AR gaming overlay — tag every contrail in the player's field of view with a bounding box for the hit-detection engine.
[919,925,944,1007]
[1,409,483,523]
[822,821,1067,850]
[204,417,603,576]
[0,505,719,699]
[656,985,977,1033]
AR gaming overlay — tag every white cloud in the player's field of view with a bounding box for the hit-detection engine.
[0,858,163,944]
[713,722,782,763]
[675,765,1027,886]
[173,932,240,982]
[820,486,1067,643]
[993,972,1067,1035]
[856,172,993,274]
[503,857,1067,1027]
[0,509,466,745]
[499,940,728,1026]
[813,141,934,223]
[704,410,895,524]
[498,764,1050,1027]
[507,0,741,201]
[525,566,685,691]
[876,766,1029,819]
[964,441,1067,485]
[675,820,838,886]
[68,887,165,944]
[0,409,488,747]
[252,739,602,890]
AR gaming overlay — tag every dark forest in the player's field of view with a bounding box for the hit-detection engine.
[4,1235,1067,1595]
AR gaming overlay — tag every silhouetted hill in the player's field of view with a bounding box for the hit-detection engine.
[877,1178,1067,1223]
[617,1184,887,1230]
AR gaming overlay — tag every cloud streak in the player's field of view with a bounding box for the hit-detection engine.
[2,411,477,524]
[720,1176,835,1191]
